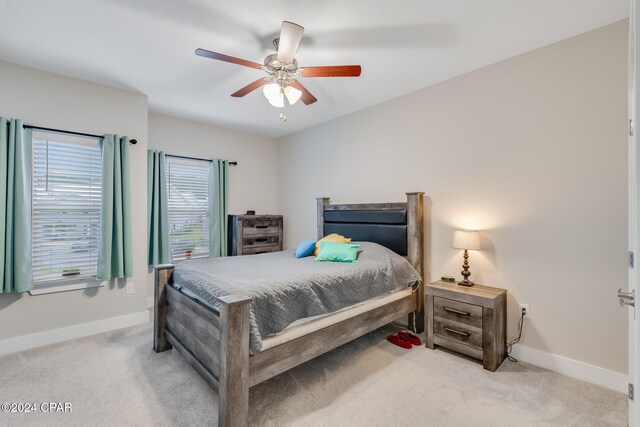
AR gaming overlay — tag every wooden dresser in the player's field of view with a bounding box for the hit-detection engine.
[425,281,507,371]
[228,215,283,256]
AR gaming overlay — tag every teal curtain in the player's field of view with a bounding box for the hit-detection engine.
[147,150,170,264]
[0,118,33,293]
[209,159,229,257]
[98,135,133,280]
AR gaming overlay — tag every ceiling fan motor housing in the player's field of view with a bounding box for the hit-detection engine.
[263,53,299,88]
[264,54,298,73]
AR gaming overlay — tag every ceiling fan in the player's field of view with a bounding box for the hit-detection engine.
[195,21,362,108]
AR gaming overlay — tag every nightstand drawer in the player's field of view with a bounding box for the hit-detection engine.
[433,318,482,348]
[242,220,281,236]
[242,244,280,255]
[433,335,484,360]
[434,297,482,328]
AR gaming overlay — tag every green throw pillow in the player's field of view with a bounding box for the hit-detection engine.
[315,241,360,263]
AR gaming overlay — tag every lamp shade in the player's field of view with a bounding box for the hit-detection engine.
[263,82,284,108]
[284,85,302,105]
[453,230,481,250]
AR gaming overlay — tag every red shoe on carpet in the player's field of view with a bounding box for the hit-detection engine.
[398,331,422,346]
[387,333,412,349]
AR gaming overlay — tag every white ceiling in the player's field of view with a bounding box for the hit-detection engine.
[0,0,629,138]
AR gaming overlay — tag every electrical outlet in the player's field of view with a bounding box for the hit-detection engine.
[126,282,135,295]
[519,303,530,319]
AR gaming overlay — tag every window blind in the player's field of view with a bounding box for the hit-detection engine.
[166,158,211,260]
[32,138,102,284]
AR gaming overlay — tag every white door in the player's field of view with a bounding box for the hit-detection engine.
[628,1,639,425]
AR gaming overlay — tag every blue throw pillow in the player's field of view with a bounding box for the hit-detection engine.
[295,239,317,258]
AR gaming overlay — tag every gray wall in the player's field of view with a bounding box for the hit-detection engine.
[0,60,149,338]
[146,112,279,297]
[277,21,629,373]
[148,112,278,216]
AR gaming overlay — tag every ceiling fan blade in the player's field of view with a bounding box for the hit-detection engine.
[231,78,271,97]
[277,21,304,64]
[195,48,263,70]
[289,81,317,105]
[299,65,362,77]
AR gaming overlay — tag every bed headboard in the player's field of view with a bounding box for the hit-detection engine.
[316,192,424,279]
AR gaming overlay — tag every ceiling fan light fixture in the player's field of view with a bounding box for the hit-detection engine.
[268,94,284,108]
[284,85,302,105]
[263,82,284,108]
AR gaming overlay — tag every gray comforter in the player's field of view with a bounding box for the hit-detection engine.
[172,241,421,354]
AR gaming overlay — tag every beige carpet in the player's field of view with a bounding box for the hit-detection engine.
[0,322,626,427]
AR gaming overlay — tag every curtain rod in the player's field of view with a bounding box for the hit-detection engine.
[5,122,137,144]
[166,153,238,166]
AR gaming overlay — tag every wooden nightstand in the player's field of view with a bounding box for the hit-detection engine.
[425,281,507,372]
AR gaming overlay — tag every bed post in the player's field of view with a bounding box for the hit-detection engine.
[316,197,330,240]
[406,192,425,333]
[153,264,174,352]
[218,294,252,427]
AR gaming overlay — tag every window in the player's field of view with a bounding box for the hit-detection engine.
[166,157,211,260]
[32,133,102,284]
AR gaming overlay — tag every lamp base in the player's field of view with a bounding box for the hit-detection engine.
[457,279,475,287]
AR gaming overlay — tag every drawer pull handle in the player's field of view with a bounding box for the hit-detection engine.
[444,307,470,317]
[254,251,268,254]
[254,237,269,242]
[255,225,269,229]
[444,327,469,337]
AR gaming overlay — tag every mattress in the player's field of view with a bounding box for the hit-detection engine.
[260,287,414,351]
[172,241,421,354]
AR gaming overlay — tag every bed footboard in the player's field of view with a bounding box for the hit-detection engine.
[153,264,174,352]
[218,295,251,427]
[153,264,251,427]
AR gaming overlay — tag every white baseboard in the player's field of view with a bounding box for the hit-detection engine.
[510,344,628,393]
[0,311,149,356]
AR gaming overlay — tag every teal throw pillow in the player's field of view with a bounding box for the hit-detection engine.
[315,241,360,263]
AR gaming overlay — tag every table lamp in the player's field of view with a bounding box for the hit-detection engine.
[453,230,481,287]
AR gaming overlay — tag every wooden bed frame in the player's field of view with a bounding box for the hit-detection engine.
[153,192,425,426]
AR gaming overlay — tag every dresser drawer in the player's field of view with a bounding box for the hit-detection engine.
[242,220,281,236]
[242,245,280,255]
[433,318,482,348]
[433,297,482,328]
[242,235,280,247]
